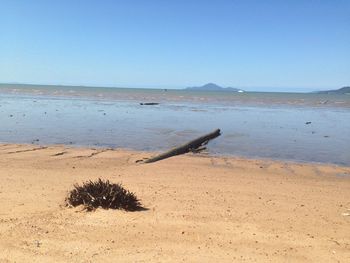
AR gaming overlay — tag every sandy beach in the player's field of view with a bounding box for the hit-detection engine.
[0,143,349,262]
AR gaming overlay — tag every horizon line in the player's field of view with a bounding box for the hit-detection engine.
[0,81,343,93]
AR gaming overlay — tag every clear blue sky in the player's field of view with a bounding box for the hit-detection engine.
[1,0,349,91]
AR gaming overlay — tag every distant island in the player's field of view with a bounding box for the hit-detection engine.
[316,86,350,94]
[186,83,244,92]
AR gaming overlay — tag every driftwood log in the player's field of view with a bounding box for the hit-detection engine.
[140,102,159,105]
[138,129,221,163]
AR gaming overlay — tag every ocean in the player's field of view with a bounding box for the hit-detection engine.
[1,83,349,165]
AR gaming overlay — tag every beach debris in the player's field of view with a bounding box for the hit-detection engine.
[305,121,312,125]
[140,102,159,105]
[66,178,142,211]
[52,151,67,156]
[35,240,41,248]
[137,129,221,163]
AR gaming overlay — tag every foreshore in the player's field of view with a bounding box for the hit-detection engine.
[0,143,349,262]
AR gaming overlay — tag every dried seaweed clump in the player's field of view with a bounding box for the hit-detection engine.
[66,179,142,211]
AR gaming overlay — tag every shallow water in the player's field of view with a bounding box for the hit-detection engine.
[1,86,350,166]
[1,83,350,108]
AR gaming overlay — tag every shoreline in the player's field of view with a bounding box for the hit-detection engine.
[0,143,349,262]
[1,142,349,169]
[2,92,350,166]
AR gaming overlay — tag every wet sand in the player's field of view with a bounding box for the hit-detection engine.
[0,144,349,262]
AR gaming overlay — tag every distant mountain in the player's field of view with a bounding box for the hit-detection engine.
[316,86,350,94]
[186,83,244,92]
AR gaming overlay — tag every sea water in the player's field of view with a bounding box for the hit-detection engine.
[0,84,349,165]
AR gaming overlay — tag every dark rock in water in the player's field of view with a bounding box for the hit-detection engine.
[9,114,13,117]
[32,139,40,144]
[140,102,159,105]
[305,121,312,125]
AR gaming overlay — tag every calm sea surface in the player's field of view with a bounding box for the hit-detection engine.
[1,84,350,165]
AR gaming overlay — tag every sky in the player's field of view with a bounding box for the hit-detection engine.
[0,0,349,92]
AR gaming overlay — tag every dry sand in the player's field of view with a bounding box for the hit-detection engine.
[0,143,349,262]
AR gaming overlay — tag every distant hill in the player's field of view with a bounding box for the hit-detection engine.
[316,86,350,94]
[186,83,244,92]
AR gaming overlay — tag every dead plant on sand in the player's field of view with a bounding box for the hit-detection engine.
[66,178,142,211]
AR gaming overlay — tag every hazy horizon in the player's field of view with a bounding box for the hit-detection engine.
[1,81,346,93]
